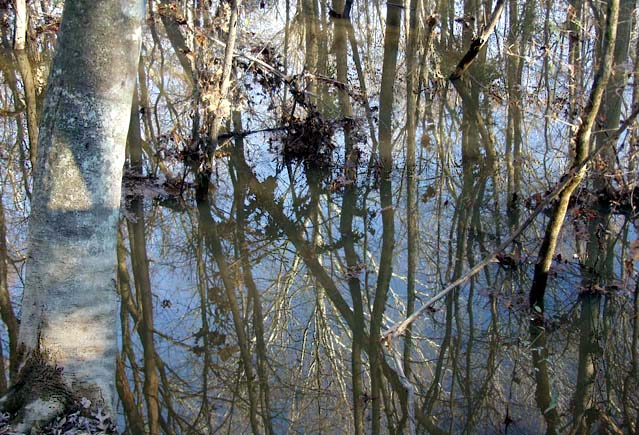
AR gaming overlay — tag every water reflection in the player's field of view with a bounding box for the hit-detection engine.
[0,0,638,434]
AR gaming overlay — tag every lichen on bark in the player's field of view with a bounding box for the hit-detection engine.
[0,0,145,432]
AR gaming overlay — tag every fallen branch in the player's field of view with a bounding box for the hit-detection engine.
[449,0,505,81]
[381,104,639,343]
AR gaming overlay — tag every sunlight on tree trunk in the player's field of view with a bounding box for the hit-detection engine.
[528,1,619,432]
[0,0,145,431]
[12,0,27,50]
[14,50,39,168]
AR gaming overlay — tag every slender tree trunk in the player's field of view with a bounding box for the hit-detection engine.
[529,0,619,313]
[570,3,633,432]
[302,0,320,98]
[371,3,402,432]
[202,0,239,165]
[0,48,32,198]
[527,2,619,432]
[530,324,561,434]
[572,294,600,434]
[0,193,18,387]
[191,236,212,432]
[158,0,195,86]
[0,0,145,430]
[506,0,535,235]
[14,50,39,168]
[622,267,639,430]
[334,16,365,434]
[623,38,639,432]
[403,0,421,381]
[567,0,583,120]
[116,353,146,434]
[232,110,275,434]
[347,21,379,152]
[126,88,161,435]
[115,229,147,434]
[12,0,27,50]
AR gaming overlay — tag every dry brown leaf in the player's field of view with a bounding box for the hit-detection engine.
[630,240,639,260]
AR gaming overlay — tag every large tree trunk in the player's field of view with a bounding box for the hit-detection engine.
[0,0,145,431]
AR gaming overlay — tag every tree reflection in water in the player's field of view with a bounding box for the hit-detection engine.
[0,0,639,433]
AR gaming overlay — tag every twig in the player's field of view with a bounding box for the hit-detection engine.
[206,35,289,82]
[217,126,287,140]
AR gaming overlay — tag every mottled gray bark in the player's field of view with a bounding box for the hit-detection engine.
[1,0,145,430]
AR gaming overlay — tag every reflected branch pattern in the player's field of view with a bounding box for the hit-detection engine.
[0,0,638,433]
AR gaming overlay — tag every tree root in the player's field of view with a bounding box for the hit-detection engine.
[0,352,70,433]
[0,350,119,434]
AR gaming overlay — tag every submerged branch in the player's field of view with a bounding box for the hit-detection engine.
[381,103,639,342]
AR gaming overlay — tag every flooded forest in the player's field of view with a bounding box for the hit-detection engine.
[0,0,639,433]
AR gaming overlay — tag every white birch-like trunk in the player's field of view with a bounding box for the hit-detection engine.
[12,0,27,50]
[4,0,145,429]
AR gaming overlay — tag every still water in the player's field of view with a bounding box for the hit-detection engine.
[1,0,639,433]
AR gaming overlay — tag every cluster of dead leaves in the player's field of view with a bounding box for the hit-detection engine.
[0,399,118,434]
